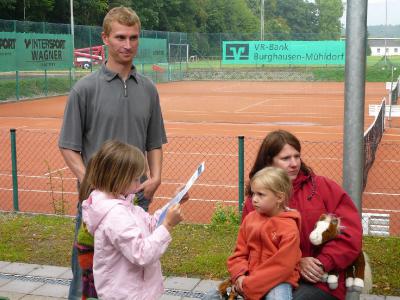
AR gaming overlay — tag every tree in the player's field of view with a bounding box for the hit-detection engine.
[73,0,108,25]
[315,0,343,40]
[22,0,55,21]
[274,0,319,40]
[0,0,17,19]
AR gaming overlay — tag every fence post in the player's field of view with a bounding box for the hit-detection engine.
[10,129,19,211]
[238,136,244,213]
[44,69,48,96]
[16,71,19,100]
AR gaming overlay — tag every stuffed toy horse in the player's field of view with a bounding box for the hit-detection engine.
[309,214,365,293]
[218,279,238,299]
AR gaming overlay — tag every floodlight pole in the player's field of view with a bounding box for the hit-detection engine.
[343,0,367,235]
[260,0,265,40]
[70,0,75,79]
[384,0,387,65]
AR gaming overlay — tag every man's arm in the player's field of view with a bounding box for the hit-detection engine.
[59,148,86,183]
[139,147,162,200]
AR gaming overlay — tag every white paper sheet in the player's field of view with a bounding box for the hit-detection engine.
[157,162,205,227]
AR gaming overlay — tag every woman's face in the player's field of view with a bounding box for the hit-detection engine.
[271,144,301,181]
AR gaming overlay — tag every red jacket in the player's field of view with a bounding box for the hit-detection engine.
[228,210,301,300]
[241,172,362,300]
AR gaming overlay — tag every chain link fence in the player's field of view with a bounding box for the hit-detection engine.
[0,128,399,236]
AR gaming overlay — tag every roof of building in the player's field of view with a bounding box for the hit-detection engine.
[368,38,400,47]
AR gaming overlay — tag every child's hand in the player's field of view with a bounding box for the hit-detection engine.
[234,275,245,295]
[163,204,183,231]
[174,185,189,205]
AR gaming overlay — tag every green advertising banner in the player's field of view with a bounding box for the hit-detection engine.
[135,38,167,64]
[222,40,345,65]
[0,32,73,71]
[0,32,17,71]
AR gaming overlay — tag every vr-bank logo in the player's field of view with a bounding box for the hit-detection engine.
[225,43,249,60]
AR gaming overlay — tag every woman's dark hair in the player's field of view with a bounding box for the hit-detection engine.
[245,130,312,195]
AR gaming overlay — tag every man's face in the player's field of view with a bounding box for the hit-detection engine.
[102,21,140,66]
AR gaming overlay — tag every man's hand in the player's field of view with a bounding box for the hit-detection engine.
[138,177,161,200]
[299,257,325,283]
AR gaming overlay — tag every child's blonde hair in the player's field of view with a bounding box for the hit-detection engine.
[79,140,146,201]
[250,167,292,207]
[103,6,141,36]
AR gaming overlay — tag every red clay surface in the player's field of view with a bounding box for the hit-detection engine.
[0,81,399,234]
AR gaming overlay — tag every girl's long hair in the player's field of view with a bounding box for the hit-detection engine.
[79,140,146,201]
[246,130,313,196]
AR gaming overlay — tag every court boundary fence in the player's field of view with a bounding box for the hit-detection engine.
[2,128,399,236]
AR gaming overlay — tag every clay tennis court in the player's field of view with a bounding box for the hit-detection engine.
[0,81,399,233]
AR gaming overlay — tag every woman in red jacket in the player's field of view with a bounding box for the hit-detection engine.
[241,130,362,300]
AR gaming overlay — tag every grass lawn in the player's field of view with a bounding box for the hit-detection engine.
[0,213,399,296]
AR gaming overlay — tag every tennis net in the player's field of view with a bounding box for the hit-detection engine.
[363,98,386,190]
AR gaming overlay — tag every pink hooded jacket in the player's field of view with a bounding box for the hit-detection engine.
[82,190,171,300]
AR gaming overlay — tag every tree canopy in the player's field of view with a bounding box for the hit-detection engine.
[0,0,344,39]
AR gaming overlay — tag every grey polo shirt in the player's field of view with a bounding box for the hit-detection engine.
[59,64,167,165]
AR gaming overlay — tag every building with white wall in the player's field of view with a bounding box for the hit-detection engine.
[368,38,400,56]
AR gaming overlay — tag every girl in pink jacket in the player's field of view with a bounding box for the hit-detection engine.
[79,140,185,300]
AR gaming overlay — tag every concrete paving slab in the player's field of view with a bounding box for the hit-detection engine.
[0,262,11,270]
[0,264,40,276]
[30,284,68,298]
[360,295,386,300]
[164,277,201,291]
[0,281,43,294]
[27,266,69,279]
[0,291,25,300]
[386,297,400,300]
[21,296,65,300]
[159,295,181,300]
[56,270,72,280]
[193,279,221,293]
[0,278,11,288]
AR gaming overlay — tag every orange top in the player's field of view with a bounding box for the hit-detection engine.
[227,210,301,300]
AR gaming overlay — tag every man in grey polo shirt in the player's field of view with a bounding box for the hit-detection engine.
[58,6,167,299]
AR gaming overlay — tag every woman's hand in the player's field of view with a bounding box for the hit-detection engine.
[299,257,325,283]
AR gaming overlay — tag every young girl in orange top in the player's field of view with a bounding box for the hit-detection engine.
[228,167,301,300]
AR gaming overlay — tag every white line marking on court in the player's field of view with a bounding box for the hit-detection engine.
[162,181,237,188]
[154,196,237,204]
[0,116,60,120]
[364,192,400,196]
[302,156,341,161]
[383,160,400,163]
[235,100,271,113]
[44,167,68,176]
[165,151,237,157]
[0,173,76,180]
[0,187,77,194]
[363,208,400,213]
[168,110,209,113]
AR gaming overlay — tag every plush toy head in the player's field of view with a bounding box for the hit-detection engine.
[309,214,341,246]
[309,213,365,293]
[218,279,238,300]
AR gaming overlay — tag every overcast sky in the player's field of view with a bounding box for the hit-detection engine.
[341,0,400,26]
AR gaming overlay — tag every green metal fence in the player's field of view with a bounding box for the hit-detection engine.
[1,128,399,236]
